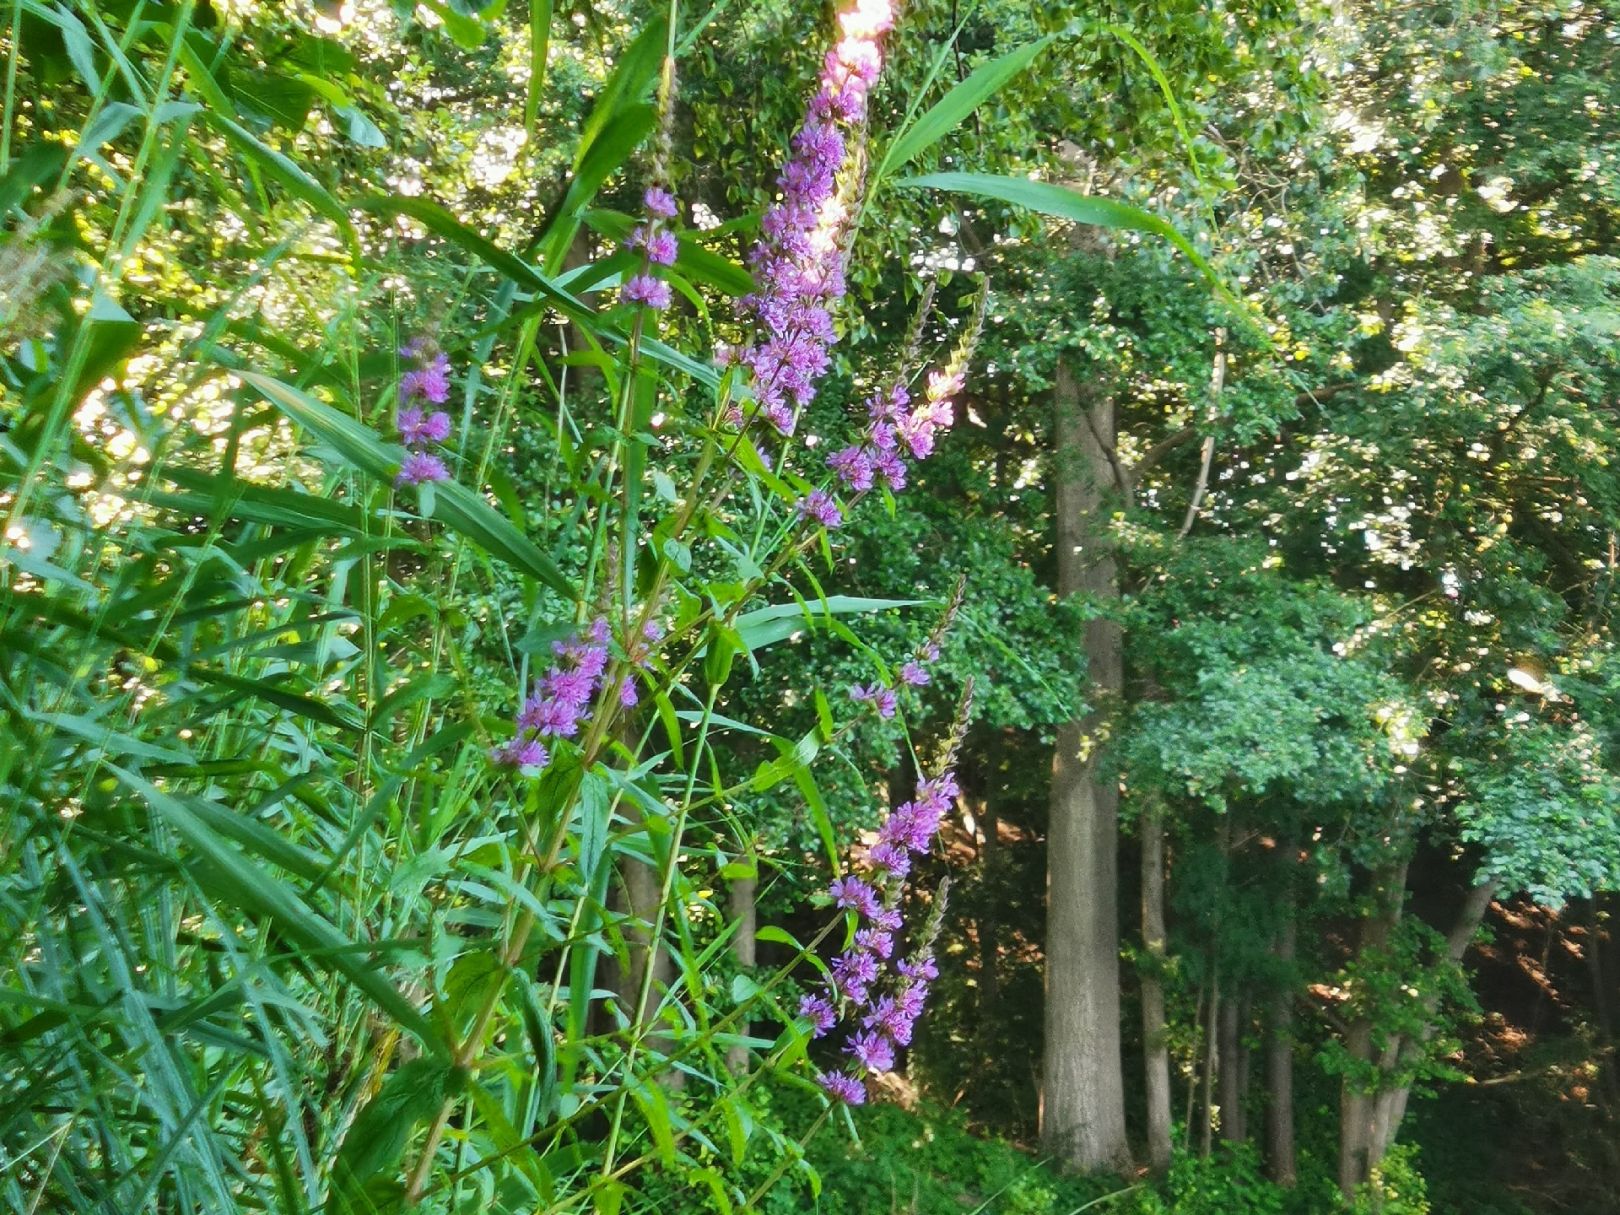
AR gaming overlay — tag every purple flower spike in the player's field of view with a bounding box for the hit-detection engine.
[900,661,930,687]
[622,274,672,310]
[797,489,843,529]
[816,1071,867,1105]
[643,186,677,218]
[396,451,449,486]
[847,1029,895,1073]
[829,875,880,918]
[800,993,839,1036]
[401,353,451,405]
[491,737,550,775]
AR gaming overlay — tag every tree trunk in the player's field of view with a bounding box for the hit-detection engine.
[1368,880,1496,1165]
[726,869,758,1074]
[1219,992,1247,1143]
[1200,975,1219,1158]
[979,796,1002,1018]
[1266,915,1297,1186]
[1140,803,1173,1174]
[1337,859,1411,1195]
[616,829,682,1090]
[1040,358,1131,1174]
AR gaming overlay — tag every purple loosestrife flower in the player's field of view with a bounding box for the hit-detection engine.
[493,618,613,775]
[855,927,894,958]
[398,407,451,446]
[816,1071,866,1105]
[401,352,451,405]
[828,445,874,492]
[617,675,639,708]
[847,1029,895,1073]
[799,993,839,1036]
[900,661,930,687]
[797,489,843,529]
[869,841,911,879]
[849,681,895,718]
[396,451,449,486]
[731,1,896,443]
[643,229,679,266]
[622,273,672,310]
[643,186,677,218]
[829,875,880,918]
[491,738,549,775]
[831,949,879,998]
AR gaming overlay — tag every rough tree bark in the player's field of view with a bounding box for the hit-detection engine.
[1040,357,1132,1173]
[1338,858,1410,1194]
[1266,906,1298,1185]
[1218,992,1247,1143]
[1367,879,1497,1165]
[1141,801,1173,1174]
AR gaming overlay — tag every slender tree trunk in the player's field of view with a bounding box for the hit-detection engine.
[979,796,1002,1017]
[1368,880,1496,1164]
[725,869,758,1074]
[1200,973,1219,1158]
[1338,859,1411,1194]
[1266,914,1298,1185]
[1219,993,1247,1143]
[616,812,682,1090]
[1041,358,1131,1173]
[1141,802,1173,1174]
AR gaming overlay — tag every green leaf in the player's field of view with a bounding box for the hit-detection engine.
[895,172,1221,291]
[733,595,925,652]
[239,371,576,600]
[420,0,485,47]
[878,34,1056,178]
[359,195,593,324]
[110,766,438,1050]
[333,1058,460,1200]
[203,112,358,257]
[525,0,553,141]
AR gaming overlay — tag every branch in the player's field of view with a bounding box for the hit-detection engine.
[1178,332,1227,540]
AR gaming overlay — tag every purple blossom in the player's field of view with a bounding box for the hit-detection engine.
[898,955,939,983]
[900,661,930,687]
[797,489,843,529]
[518,693,585,739]
[871,905,903,933]
[816,1071,866,1105]
[850,682,899,718]
[401,353,451,405]
[831,949,878,1002]
[644,230,678,266]
[398,407,452,446]
[643,186,677,218]
[799,993,839,1036]
[491,737,549,774]
[828,445,875,492]
[396,451,449,486]
[846,1029,895,1073]
[855,927,894,959]
[869,841,911,879]
[543,667,596,709]
[896,984,927,1020]
[622,273,672,310]
[617,675,639,708]
[829,875,880,918]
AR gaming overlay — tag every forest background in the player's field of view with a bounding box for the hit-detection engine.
[4,0,1620,1213]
